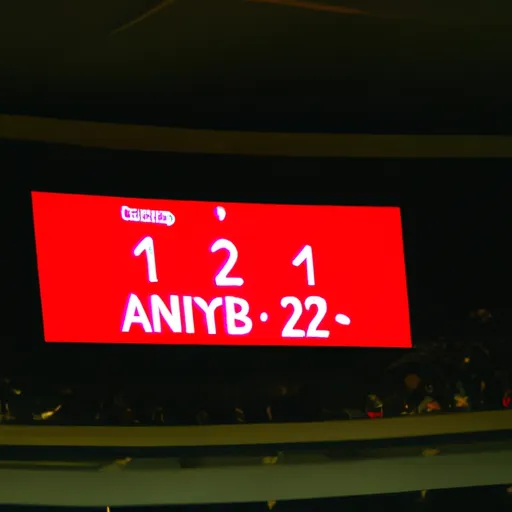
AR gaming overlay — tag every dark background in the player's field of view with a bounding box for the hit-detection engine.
[2,0,512,396]
[1,2,512,508]
[3,141,511,397]
[2,0,512,135]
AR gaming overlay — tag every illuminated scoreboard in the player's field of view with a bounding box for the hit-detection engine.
[31,192,411,348]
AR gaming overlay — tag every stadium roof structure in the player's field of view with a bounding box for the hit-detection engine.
[1,115,512,157]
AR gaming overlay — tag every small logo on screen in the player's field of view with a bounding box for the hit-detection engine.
[121,206,175,227]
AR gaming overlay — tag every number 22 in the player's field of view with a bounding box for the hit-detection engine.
[281,296,330,338]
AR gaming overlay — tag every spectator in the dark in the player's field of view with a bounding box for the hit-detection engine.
[365,394,384,418]
[266,382,306,423]
[453,381,471,411]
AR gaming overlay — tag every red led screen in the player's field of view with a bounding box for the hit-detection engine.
[31,192,411,348]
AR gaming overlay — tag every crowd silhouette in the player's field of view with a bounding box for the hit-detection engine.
[2,309,511,426]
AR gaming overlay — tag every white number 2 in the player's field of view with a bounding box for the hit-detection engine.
[280,296,330,338]
[211,238,244,287]
[280,297,305,337]
[133,236,158,283]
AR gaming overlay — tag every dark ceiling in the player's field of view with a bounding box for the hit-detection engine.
[1,0,512,133]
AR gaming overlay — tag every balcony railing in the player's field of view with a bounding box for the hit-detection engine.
[0,410,511,506]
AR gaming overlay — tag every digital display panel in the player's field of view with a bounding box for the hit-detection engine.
[31,191,411,348]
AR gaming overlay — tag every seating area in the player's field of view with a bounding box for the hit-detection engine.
[2,331,511,427]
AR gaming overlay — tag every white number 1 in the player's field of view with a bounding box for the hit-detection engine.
[134,236,158,283]
[292,244,315,286]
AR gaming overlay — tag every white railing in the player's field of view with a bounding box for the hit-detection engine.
[0,411,510,506]
[1,410,510,447]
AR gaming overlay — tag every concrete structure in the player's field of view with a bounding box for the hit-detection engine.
[0,411,511,506]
